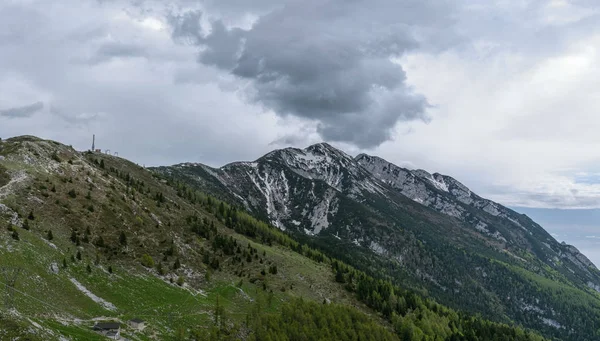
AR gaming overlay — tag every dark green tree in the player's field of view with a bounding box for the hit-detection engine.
[119,231,127,246]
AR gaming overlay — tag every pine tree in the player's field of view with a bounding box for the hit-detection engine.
[68,189,77,198]
[95,235,105,247]
[62,258,68,268]
[82,227,90,243]
[76,250,82,261]
[86,264,92,273]
[119,231,127,246]
[108,265,113,274]
[47,229,53,240]
[28,210,35,220]
[335,269,345,283]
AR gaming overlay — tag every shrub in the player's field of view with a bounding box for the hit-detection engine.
[141,254,154,268]
[51,151,61,163]
[269,265,278,275]
[67,189,77,198]
[210,258,220,270]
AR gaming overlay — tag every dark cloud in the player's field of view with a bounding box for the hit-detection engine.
[0,101,44,118]
[169,0,456,148]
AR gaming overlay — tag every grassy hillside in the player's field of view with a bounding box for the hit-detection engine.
[0,136,546,340]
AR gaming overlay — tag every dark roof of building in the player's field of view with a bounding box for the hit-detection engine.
[130,318,145,323]
[94,322,120,330]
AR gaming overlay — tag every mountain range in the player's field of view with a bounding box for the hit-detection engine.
[0,136,599,340]
[154,142,600,340]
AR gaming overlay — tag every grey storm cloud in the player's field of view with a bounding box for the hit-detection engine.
[0,101,44,118]
[169,0,455,148]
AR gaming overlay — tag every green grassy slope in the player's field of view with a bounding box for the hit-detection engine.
[0,136,546,341]
[0,136,376,340]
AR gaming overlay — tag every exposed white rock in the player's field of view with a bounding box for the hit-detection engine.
[49,262,59,274]
[588,281,600,293]
[369,241,386,255]
[520,302,545,314]
[69,278,117,311]
[0,171,28,200]
[0,203,21,227]
[308,190,337,234]
[475,221,489,233]
[542,318,562,329]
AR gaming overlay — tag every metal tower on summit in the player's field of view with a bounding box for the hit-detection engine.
[91,134,95,151]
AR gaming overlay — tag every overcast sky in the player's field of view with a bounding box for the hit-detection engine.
[1,0,600,211]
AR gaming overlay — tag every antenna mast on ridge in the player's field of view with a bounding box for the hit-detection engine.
[91,134,95,151]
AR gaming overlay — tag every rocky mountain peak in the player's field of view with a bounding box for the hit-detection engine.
[153,141,600,340]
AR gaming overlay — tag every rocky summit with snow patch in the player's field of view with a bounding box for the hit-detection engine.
[155,142,600,340]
